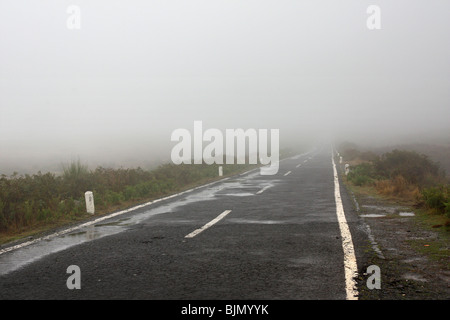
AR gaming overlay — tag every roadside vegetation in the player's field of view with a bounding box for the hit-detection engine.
[339,143,450,227]
[340,143,449,300]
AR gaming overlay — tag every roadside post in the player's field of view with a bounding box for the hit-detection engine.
[85,191,95,214]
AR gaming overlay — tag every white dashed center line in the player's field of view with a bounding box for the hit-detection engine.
[256,185,271,195]
[185,210,232,238]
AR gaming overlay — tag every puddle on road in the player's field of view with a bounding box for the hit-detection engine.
[402,272,428,282]
[402,257,427,264]
[360,205,415,218]
[399,212,415,217]
[217,192,256,197]
[361,205,398,214]
[0,224,127,276]
[360,214,387,218]
[0,172,280,276]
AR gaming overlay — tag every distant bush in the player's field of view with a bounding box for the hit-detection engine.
[62,160,90,198]
[339,142,377,163]
[341,146,449,220]
[341,148,361,162]
[421,185,450,217]
[359,151,378,162]
[375,175,421,200]
[346,163,377,186]
[374,150,443,187]
[346,162,422,199]
[343,149,444,203]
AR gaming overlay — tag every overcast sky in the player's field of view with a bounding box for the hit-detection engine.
[1,0,449,173]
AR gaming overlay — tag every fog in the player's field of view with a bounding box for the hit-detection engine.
[1,0,449,174]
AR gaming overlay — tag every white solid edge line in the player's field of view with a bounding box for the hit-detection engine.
[185,210,232,239]
[284,171,291,176]
[332,151,359,300]
[0,176,232,256]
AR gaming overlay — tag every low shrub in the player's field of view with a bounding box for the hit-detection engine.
[374,150,443,187]
[375,175,421,200]
[346,163,377,186]
[421,185,450,217]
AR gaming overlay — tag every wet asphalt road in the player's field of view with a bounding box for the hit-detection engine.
[0,147,368,300]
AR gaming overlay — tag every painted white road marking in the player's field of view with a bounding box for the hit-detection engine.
[284,171,291,176]
[332,152,359,300]
[304,160,308,163]
[239,167,259,176]
[256,185,271,195]
[296,164,302,168]
[185,210,232,238]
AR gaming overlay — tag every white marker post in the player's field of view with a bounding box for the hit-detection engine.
[85,191,95,214]
[345,164,350,175]
[218,166,223,177]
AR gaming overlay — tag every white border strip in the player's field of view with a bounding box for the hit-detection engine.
[185,210,232,238]
[331,151,359,300]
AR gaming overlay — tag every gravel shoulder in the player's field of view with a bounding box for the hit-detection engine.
[343,183,450,300]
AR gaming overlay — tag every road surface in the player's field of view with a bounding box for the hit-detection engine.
[0,146,369,300]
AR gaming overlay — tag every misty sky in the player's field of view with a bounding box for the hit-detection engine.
[1,0,449,173]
